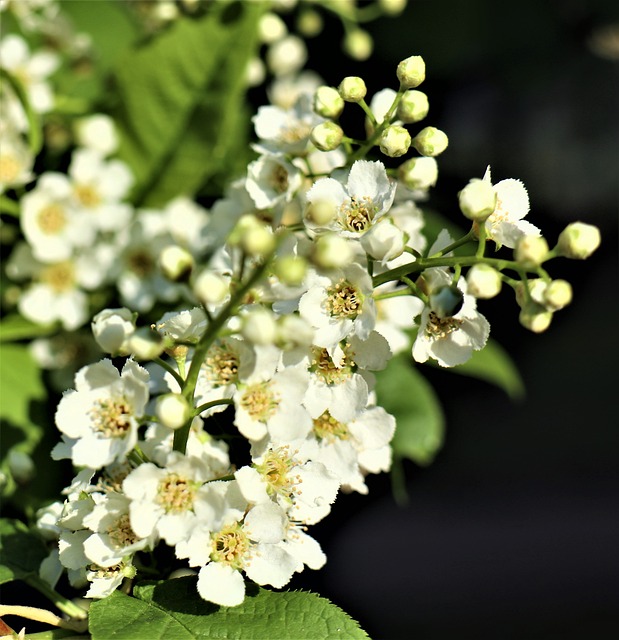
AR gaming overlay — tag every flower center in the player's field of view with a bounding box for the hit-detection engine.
[126,249,155,277]
[325,279,362,319]
[269,163,289,194]
[341,196,376,233]
[256,447,297,500]
[239,381,279,422]
[310,347,354,385]
[107,513,139,548]
[203,342,239,386]
[39,261,75,292]
[313,410,350,442]
[425,311,463,338]
[37,203,67,234]
[0,153,21,183]
[281,122,311,145]
[157,473,197,514]
[211,523,249,570]
[90,398,133,438]
[74,183,102,208]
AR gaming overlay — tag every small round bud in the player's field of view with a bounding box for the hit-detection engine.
[266,35,307,76]
[514,279,547,308]
[556,222,601,259]
[412,126,448,157]
[258,12,287,44]
[313,86,345,119]
[276,314,315,351]
[519,303,553,333]
[429,285,464,319]
[159,245,194,282]
[273,255,308,286]
[156,393,191,430]
[458,178,497,222]
[379,125,411,158]
[514,235,549,266]
[127,327,164,360]
[379,0,407,15]
[297,8,323,37]
[92,307,136,355]
[343,28,373,61]
[229,214,261,245]
[310,121,344,151]
[338,76,367,103]
[396,55,426,88]
[306,199,336,226]
[312,233,353,269]
[360,218,405,262]
[194,270,229,305]
[241,307,277,345]
[397,90,429,123]
[241,224,276,257]
[543,279,572,311]
[466,264,502,299]
[398,156,438,190]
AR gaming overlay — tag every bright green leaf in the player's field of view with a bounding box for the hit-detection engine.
[446,338,525,400]
[0,314,57,342]
[110,1,264,207]
[0,518,48,585]
[375,353,445,465]
[90,578,369,640]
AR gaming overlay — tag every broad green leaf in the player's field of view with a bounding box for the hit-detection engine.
[0,314,56,342]
[0,344,46,499]
[375,353,445,465]
[90,578,369,640]
[0,518,48,585]
[447,338,525,400]
[110,1,264,207]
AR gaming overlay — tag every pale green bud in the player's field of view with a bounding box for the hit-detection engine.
[458,178,497,221]
[297,8,323,37]
[556,222,601,259]
[241,224,276,257]
[127,327,164,360]
[258,12,287,44]
[273,255,308,286]
[514,235,549,266]
[519,303,553,333]
[92,307,136,355]
[379,125,411,158]
[310,121,344,151]
[338,76,367,103]
[156,393,191,430]
[306,199,336,226]
[466,264,502,299]
[314,86,345,119]
[397,55,426,89]
[241,307,277,345]
[194,270,229,305]
[312,233,353,269]
[159,245,194,282]
[379,0,407,15]
[398,156,438,190]
[412,126,448,157]
[397,90,429,123]
[543,279,572,311]
[228,214,261,245]
[343,29,373,61]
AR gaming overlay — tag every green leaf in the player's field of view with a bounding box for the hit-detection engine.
[447,338,525,400]
[0,314,57,342]
[0,344,46,499]
[110,1,264,207]
[90,578,369,639]
[0,518,48,585]
[375,353,445,465]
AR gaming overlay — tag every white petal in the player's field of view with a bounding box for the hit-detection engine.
[197,563,245,606]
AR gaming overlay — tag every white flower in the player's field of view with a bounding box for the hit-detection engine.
[374,283,424,355]
[0,126,33,193]
[52,359,149,469]
[482,166,540,248]
[412,269,490,367]
[74,114,119,156]
[245,154,302,209]
[92,308,136,355]
[155,308,207,344]
[305,160,396,238]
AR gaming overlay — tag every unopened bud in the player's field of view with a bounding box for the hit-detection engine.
[543,279,572,311]
[229,214,261,245]
[267,35,307,76]
[343,29,373,61]
[429,285,464,319]
[338,76,367,103]
[466,264,502,299]
[396,55,426,89]
[519,303,552,333]
[314,86,344,119]
[312,233,353,269]
[241,224,276,257]
[397,90,429,123]
[306,199,336,226]
[310,121,344,151]
[273,255,308,286]
[297,8,323,37]
[398,156,438,190]
[458,178,497,222]
[159,245,193,282]
[194,270,229,305]
[241,307,277,345]
[379,0,407,15]
[514,235,549,266]
[92,307,136,354]
[156,393,191,430]
[127,327,164,360]
[412,127,448,157]
[379,125,411,158]
[360,218,405,262]
[258,13,287,44]
[556,222,601,259]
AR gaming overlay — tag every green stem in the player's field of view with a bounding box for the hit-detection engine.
[401,275,427,303]
[24,575,88,621]
[193,398,233,417]
[429,229,476,258]
[0,194,20,216]
[154,357,184,388]
[357,98,378,128]
[476,223,487,258]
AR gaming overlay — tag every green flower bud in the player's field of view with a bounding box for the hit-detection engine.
[379,0,407,15]
[241,307,277,345]
[338,76,367,103]
[458,178,497,221]
[412,126,448,157]
[543,279,572,311]
[310,121,344,151]
[312,233,353,269]
[514,235,549,266]
[379,125,411,157]
[156,393,192,430]
[297,8,323,37]
[241,224,276,257]
[397,90,429,123]
[396,55,426,89]
[273,255,308,286]
[398,156,438,190]
[127,327,164,361]
[159,245,194,282]
[194,270,229,305]
[306,199,336,226]
[466,264,502,299]
[556,222,601,259]
[519,302,553,333]
[313,86,345,119]
[343,29,373,61]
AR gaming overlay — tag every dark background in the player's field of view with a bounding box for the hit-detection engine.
[287,1,619,638]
